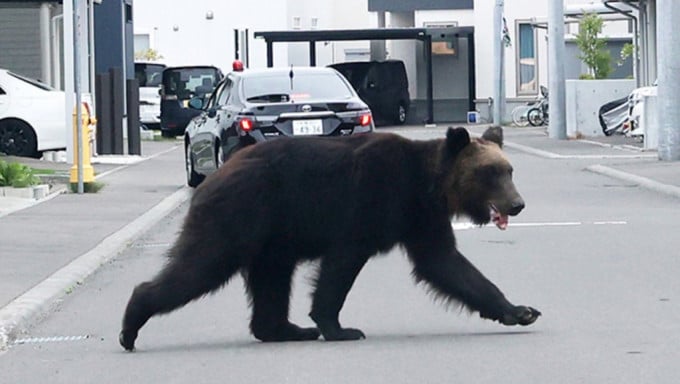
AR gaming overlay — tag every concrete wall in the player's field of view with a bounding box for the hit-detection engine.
[565,79,635,137]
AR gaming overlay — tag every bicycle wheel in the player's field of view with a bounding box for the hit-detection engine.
[527,108,544,126]
[511,105,531,127]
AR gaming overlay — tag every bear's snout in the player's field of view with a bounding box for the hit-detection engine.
[507,199,525,216]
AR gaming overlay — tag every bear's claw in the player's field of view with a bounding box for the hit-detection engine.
[500,306,541,326]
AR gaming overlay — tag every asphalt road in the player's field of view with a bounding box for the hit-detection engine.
[1,128,679,383]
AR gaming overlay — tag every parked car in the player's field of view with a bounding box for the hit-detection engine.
[160,65,223,137]
[0,68,67,158]
[184,66,374,187]
[134,61,166,130]
[328,60,410,125]
[598,81,657,137]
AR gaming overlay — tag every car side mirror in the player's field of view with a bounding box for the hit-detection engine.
[188,97,204,110]
[207,108,217,118]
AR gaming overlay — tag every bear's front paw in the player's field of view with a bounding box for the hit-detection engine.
[500,306,541,326]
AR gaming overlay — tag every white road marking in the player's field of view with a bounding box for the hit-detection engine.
[452,220,627,230]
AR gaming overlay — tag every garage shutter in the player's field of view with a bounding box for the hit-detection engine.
[0,4,42,80]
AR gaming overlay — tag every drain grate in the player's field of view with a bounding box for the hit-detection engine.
[12,335,90,345]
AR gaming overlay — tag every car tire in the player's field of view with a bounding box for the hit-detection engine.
[215,142,225,169]
[185,144,205,188]
[394,103,407,125]
[0,119,39,158]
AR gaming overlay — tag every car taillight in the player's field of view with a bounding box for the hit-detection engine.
[359,113,372,126]
[239,118,254,131]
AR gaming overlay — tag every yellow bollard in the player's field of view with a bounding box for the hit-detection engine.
[70,102,96,184]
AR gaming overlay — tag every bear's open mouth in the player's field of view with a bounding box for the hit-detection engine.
[489,204,508,230]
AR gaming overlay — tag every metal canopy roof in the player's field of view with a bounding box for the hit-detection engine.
[254,27,476,124]
[254,27,474,42]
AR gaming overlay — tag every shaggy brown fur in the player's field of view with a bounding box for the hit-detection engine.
[119,126,540,351]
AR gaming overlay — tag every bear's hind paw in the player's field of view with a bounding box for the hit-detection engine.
[119,330,137,351]
[321,327,366,341]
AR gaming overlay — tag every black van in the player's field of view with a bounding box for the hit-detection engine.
[160,65,223,137]
[328,60,410,125]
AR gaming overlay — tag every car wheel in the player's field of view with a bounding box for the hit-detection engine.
[394,103,407,125]
[215,143,225,169]
[185,144,205,188]
[0,119,39,158]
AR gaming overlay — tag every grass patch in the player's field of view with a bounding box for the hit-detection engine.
[32,168,59,176]
[69,181,105,193]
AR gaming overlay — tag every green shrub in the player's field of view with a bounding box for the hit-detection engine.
[0,160,41,188]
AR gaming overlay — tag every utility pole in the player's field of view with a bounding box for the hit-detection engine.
[547,0,567,139]
[493,0,504,125]
[657,0,680,161]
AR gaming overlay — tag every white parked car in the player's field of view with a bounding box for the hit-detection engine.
[0,69,66,158]
[134,62,166,130]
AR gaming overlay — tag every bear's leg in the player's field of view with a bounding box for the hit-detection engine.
[247,259,320,342]
[309,254,369,341]
[119,247,240,351]
[405,232,540,326]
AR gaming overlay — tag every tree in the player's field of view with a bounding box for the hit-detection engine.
[134,48,164,62]
[575,13,612,79]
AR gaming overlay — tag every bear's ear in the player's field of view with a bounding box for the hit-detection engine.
[446,127,471,155]
[481,125,504,148]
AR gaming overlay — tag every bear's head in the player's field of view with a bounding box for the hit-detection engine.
[441,126,524,230]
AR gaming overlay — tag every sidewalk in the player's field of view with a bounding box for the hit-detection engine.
[1,125,679,349]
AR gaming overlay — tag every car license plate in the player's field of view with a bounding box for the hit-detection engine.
[292,119,323,135]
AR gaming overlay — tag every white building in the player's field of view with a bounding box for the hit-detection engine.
[133,0,643,123]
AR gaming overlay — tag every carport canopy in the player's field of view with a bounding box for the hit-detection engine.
[254,27,475,124]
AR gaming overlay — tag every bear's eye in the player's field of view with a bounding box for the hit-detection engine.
[476,165,502,181]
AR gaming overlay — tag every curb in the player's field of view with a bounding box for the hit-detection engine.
[0,187,192,350]
[585,164,680,199]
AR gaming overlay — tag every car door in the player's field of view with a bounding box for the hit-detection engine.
[0,84,8,116]
[213,77,242,162]
[193,77,233,172]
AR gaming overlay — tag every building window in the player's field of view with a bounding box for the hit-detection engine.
[311,17,318,30]
[516,21,538,95]
[292,17,301,30]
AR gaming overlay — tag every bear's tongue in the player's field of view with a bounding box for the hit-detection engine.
[490,204,508,230]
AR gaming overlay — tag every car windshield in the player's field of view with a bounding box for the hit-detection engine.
[243,72,354,103]
[163,67,221,100]
[135,63,165,87]
[8,71,57,91]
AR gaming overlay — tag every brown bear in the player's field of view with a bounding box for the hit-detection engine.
[119,126,540,350]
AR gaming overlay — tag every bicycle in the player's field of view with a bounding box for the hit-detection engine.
[527,85,549,127]
[511,104,532,126]
[510,85,548,127]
